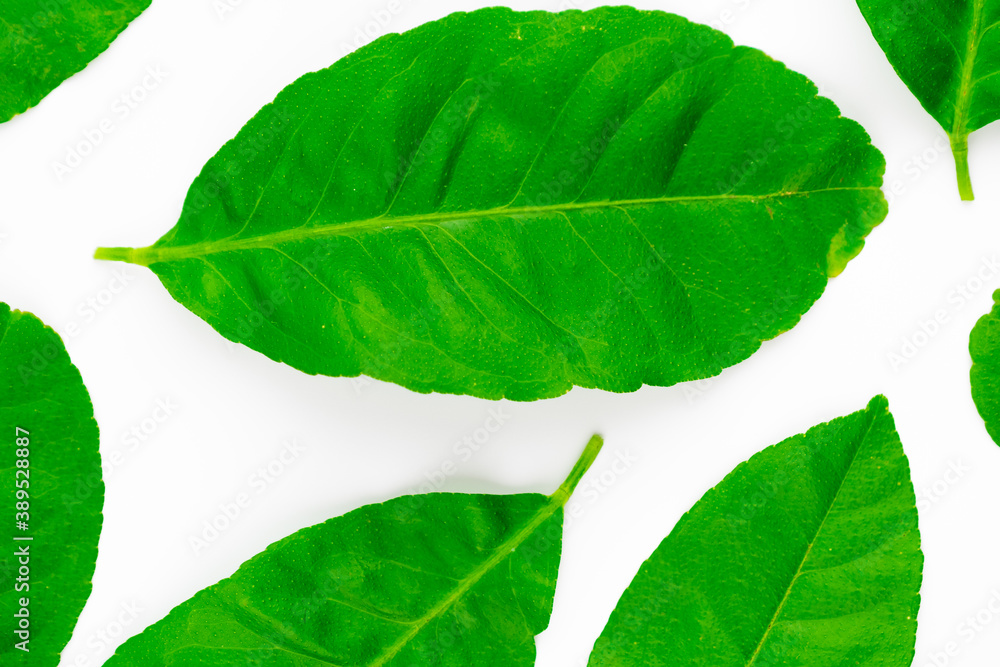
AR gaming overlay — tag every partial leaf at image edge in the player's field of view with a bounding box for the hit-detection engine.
[589,396,923,666]
[96,6,887,401]
[103,435,604,666]
[0,0,151,123]
[970,289,1000,445]
[856,0,1000,200]
[0,302,104,665]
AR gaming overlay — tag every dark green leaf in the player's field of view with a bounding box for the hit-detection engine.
[95,6,887,401]
[0,302,104,664]
[856,0,1000,200]
[970,289,1000,444]
[104,435,603,666]
[589,396,922,666]
[0,0,150,123]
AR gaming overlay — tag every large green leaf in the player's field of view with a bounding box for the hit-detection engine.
[104,435,603,666]
[95,6,887,401]
[0,0,150,123]
[589,396,922,666]
[856,0,1000,200]
[970,289,1000,445]
[0,302,104,665]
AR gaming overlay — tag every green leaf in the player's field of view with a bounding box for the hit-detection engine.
[0,0,150,123]
[104,435,603,666]
[856,0,1000,200]
[970,289,1000,444]
[0,302,104,664]
[589,396,922,666]
[95,6,887,401]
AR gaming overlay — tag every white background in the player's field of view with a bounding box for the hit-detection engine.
[1,1,999,665]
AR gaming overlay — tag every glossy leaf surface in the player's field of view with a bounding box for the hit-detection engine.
[104,436,603,666]
[857,0,1000,199]
[970,289,1000,445]
[589,396,922,666]
[96,7,887,401]
[0,0,150,123]
[0,303,104,664]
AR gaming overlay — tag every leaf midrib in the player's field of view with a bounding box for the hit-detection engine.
[123,186,877,265]
[951,0,985,140]
[364,493,566,667]
[743,408,879,667]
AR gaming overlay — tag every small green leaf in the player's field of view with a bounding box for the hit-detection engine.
[589,396,922,666]
[0,302,104,664]
[856,0,1000,200]
[96,6,887,401]
[0,0,150,123]
[104,435,603,666]
[970,289,1000,444]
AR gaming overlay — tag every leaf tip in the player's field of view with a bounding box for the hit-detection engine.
[866,394,890,414]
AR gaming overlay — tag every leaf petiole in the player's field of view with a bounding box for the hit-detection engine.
[951,133,975,201]
[550,435,604,505]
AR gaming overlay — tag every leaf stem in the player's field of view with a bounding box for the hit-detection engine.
[951,133,975,201]
[94,246,140,263]
[550,435,603,505]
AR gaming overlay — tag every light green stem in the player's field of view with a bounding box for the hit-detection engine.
[951,134,974,202]
[94,246,139,262]
[551,435,604,505]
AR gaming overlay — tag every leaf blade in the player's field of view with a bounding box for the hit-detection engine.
[856,0,1000,199]
[105,436,603,666]
[97,7,887,401]
[970,289,1000,445]
[588,396,922,666]
[0,302,104,664]
[0,0,150,123]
